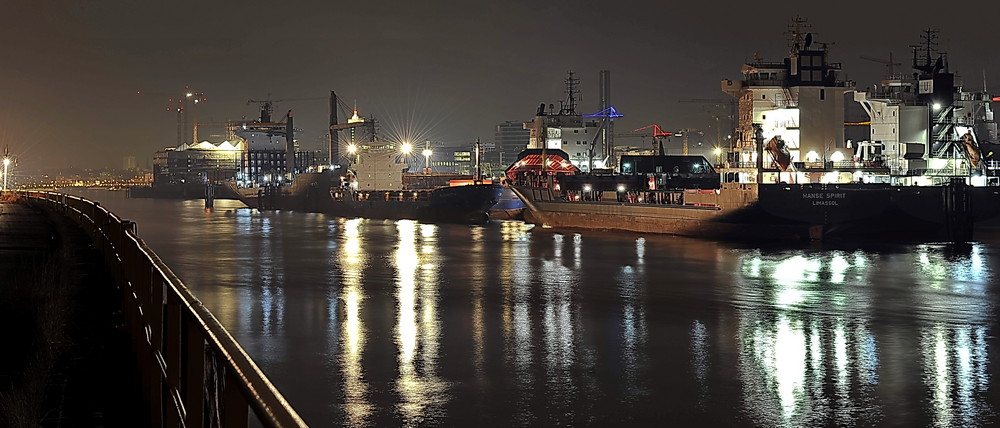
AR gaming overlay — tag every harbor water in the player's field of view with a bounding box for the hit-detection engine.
[71,190,1000,427]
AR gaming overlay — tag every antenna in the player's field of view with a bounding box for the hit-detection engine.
[561,71,580,115]
[911,28,939,74]
[785,16,811,52]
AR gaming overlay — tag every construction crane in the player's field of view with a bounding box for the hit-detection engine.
[860,53,901,77]
[615,124,672,154]
[679,98,736,155]
[137,86,207,146]
[670,129,704,156]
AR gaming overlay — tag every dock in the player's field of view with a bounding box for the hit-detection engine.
[0,198,144,426]
[1,193,307,427]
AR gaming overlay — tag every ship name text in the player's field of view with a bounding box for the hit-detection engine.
[802,192,847,206]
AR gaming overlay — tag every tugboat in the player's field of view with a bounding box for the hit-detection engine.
[511,20,1000,242]
[228,98,502,223]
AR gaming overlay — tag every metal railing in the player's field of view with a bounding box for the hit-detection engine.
[19,191,307,428]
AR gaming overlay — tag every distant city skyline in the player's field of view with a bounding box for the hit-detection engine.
[3,1,999,171]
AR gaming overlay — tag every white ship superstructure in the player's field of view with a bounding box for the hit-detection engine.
[722,18,854,175]
[853,29,997,183]
[524,71,606,172]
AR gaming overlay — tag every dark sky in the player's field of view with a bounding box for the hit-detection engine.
[3,1,999,171]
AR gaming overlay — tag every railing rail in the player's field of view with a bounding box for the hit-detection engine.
[19,191,307,428]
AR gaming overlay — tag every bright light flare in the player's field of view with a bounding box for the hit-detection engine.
[400,142,412,154]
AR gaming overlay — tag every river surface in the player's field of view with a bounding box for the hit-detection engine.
[69,190,1000,427]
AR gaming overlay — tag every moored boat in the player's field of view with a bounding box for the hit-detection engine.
[512,21,1000,242]
[228,102,502,223]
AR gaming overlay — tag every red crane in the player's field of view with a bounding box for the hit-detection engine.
[615,124,673,154]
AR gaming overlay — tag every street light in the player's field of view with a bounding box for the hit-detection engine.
[400,142,412,154]
[713,146,722,165]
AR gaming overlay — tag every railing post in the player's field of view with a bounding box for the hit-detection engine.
[184,317,206,428]
[223,370,249,427]
[149,276,165,426]
[164,292,184,426]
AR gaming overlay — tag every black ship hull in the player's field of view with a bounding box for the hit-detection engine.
[514,182,1000,242]
[229,172,503,224]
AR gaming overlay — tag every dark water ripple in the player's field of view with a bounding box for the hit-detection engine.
[73,190,1000,427]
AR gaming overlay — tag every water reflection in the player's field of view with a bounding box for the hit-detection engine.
[70,191,1000,426]
[469,226,486,378]
[339,218,371,426]
[732,246,997,427]
[394,220,448,425]
[618,239,647,399]
[736,250,884,427]
[540,234,580,423]
[504,224,534,425]
[921,323,990,427]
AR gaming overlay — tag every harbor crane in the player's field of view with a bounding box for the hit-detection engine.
[615,124,672,154]
[860,53,901,76]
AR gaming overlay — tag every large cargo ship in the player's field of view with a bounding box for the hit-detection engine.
[511,22,1000,242]
[228,102,502,223]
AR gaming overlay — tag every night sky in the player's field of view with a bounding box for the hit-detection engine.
[3,1,999,171]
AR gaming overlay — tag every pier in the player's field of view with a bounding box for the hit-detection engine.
[1,192,306,427]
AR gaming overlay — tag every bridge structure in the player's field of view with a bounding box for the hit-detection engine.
[17,191,307,428]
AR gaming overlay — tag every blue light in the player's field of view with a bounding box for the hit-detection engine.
[583,106,624,118]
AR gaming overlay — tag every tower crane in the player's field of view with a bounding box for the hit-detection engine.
[679,98,737,156]
[670,129,704,156]
[860,53,901,77]
[137,86,207,146]
[615,124,672,154]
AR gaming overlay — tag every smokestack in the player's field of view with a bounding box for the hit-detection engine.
[285,110,294,176]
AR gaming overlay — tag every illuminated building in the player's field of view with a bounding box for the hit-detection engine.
[153,141,242,185]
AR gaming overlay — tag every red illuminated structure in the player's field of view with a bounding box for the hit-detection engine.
[504,149,580,184]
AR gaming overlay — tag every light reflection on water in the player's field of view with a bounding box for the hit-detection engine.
[66,190,1000,426]
[339,218,371,426]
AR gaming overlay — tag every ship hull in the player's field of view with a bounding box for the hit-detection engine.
[227,173,503,224]
[128,183,238,200]
[488,186,526,220]
[514,182,1000,242]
